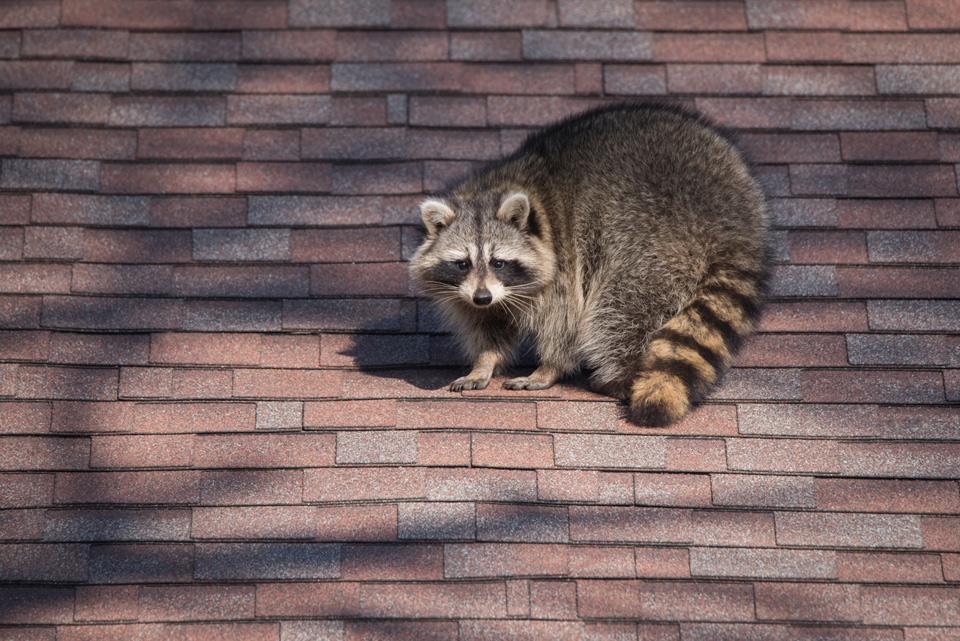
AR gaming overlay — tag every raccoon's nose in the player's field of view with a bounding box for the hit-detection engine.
[473,289,493,306]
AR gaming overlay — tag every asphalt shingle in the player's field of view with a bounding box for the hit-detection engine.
[1,1,959,636]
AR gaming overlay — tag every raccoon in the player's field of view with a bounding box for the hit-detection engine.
[409,103,769,426]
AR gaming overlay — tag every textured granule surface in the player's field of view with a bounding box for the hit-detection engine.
[1,0,959,638]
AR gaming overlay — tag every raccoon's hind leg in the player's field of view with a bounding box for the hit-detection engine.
[629,268,764,426]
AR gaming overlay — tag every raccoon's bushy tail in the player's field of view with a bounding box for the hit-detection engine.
[629,267,765,427]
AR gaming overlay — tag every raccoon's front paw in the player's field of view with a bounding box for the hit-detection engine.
[450,375,491,392]
[503,376,554,390]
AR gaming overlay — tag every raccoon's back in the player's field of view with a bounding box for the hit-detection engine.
[520,104,764,238]
[514,105,767,311]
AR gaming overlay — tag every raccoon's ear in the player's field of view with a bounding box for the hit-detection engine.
[420,199,457,236]
[496,193,530,230]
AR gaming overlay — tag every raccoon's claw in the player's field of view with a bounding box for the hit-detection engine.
[450,375,490,392]
[503,376,554,390]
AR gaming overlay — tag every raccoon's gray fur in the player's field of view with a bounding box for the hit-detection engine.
[409,103,769,426]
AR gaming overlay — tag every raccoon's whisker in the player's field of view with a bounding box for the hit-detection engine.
[509,296,534,314]
[505,291,538,301]
[420,284,461,298]
[506,306,528,327]
[430,293,463,305]
[507,295,535,311]
[504,293,538,310]
[502,297,534,322]
[508,281,546,290]
[508,288,544,302]
[421,292,461,307]
[500,302,521,327]
[420,281,459,292]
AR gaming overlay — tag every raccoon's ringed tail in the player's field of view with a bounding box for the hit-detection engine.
[629,269,763,427]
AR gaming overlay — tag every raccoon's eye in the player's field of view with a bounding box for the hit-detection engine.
[491,260,505,269]
[455,260,470,270]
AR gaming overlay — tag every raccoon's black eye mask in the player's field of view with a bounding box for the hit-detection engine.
[493,260,533,287]
[425,261,468,286]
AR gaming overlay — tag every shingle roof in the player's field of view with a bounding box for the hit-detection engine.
[1,0,959,638]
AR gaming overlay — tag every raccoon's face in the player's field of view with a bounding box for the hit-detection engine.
[410,191,555,310]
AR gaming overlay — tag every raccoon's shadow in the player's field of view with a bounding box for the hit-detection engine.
[336,332,600,395]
